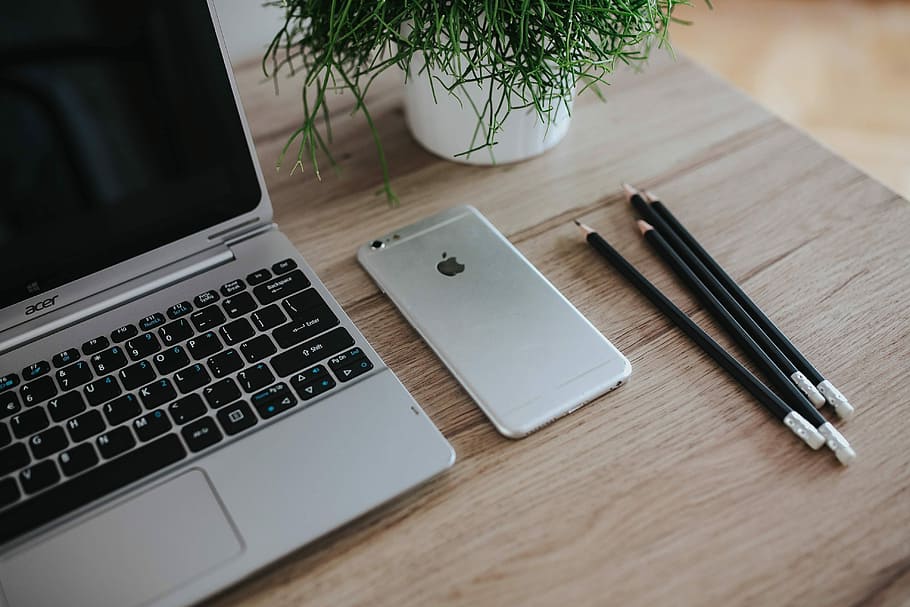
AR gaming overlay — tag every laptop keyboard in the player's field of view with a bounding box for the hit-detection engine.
[0,259,375,545]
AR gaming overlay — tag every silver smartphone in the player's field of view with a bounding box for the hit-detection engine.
[358,206,631,438]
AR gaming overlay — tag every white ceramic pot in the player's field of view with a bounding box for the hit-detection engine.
[403,53,574,165]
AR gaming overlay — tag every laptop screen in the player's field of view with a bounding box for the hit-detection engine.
[0,2,261,310]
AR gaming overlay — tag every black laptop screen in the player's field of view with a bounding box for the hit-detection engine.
[0,2,261,309]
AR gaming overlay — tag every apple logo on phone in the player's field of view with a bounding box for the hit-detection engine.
[436,252,465,277]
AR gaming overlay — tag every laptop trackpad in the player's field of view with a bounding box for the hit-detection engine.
[0,470,243,607]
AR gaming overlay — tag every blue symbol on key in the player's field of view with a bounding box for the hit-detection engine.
[267,405,275,413]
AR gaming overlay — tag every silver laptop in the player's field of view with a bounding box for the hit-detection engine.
[0,3,454,606]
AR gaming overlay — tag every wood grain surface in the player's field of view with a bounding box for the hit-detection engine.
[206,53,910,607]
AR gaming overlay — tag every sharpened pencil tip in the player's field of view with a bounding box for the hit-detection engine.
[574,220,595,236]
[637,219,654,235]
[622,183,639,200]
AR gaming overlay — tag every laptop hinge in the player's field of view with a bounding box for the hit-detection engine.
[0,245,235,355]
[223,221,277,246]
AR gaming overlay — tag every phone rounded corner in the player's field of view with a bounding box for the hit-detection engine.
[484,409,533,440]
[618,356,633,384]
[444,442,458,468]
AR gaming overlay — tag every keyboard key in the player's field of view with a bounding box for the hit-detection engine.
[20,461,60,495]
[168,394,207,425]
[139,379,177,410]
[220,279,246,297]
[282,288,328,318]
[47,391,86,422]
[59,443,99,477]
[0,443,30,477]
[10,408,49,439]
[158,318,193,346]
[28,427,69,459]
[1,392,21,420]
[133,410,172,442]
[0,478,20,508]
[271,258,298,275]
[239,335,277,364]
[207,349,243,378]
[111,324,138,342]
[103,394,142,426]
[190,306,225,333]
[222,292,256,318]
[0,435,186,545]
[66,410,106,442]
[20,375,57,406]
[126,332,161,361]
[139,313,166,332]
[253,270,310,305]
[166,301,193,320]
[0,422,9,447]
[327,347,368,370]
[81,336,109,355]
[253,270,310,306]
[292,374,335,401]
[84,375,121,407]
[21,361,50,381]
[220,318,255,345]
[237,364,274,393]
[174,363,211,394]
[152,346,190,375]
[270,327,355,377]
[90,346,128,375]
[251,383,297,419]
[203,378,241,409]
[187,331,222,359]
[334,358,373,383]
[273,304,338,348]
[289,365,335,401]
[217,401,257,436]
[119,360,155,390]
[246,269,271,286]
[97,426,136,459]
[194,290,220,308]
[181,417,223,453]
[251,304,286,332]
[0,374,20,393]
[56,361,93,391]
[52,349,80,368]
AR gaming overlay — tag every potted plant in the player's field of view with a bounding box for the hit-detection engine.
[266,1,699,201]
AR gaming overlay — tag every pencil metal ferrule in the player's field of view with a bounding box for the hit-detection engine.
[791,371,826,408]
[818,422,857,466]
[783,412,825,450]
[817,380,855,420]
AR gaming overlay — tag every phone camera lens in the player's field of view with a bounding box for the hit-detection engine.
[371,240,385,249]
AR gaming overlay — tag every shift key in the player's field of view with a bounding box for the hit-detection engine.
[270,328,354,377]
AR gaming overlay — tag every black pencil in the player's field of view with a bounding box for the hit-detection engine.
[625,186,828,412]
[644,190,855,420]
[573,220,828,455]
[636,220,855,465]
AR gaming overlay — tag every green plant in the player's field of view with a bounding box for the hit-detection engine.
[265,1,704,201]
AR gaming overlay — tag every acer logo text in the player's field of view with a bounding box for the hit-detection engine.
[25,296,58,316]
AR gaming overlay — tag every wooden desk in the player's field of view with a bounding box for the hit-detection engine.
[210,54,910,606]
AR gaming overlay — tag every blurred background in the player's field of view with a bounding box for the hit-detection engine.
[214,0,910,198]
[671,0,910,199]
